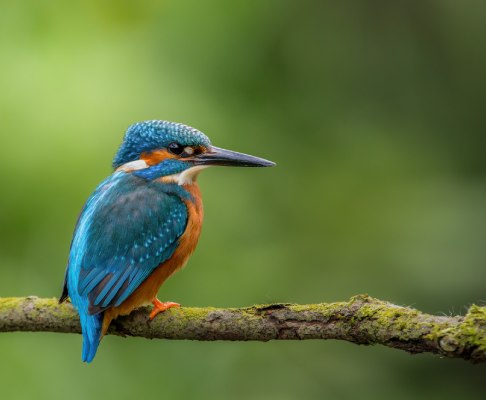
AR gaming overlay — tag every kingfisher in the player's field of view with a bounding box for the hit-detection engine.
[59,120,274,362]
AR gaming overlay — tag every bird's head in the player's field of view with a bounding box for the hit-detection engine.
[113,120,275,184]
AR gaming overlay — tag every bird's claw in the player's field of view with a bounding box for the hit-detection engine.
[149,299,180,320]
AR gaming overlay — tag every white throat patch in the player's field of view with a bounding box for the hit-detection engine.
[168,165,209,185]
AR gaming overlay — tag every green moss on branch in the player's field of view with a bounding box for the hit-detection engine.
[0,295,484,363]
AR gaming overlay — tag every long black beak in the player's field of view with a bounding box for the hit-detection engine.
[194,146,275,167]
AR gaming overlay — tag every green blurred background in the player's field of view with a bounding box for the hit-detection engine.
[0,0,485,399]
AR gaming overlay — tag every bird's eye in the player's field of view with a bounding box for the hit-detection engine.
[168,142,184,155]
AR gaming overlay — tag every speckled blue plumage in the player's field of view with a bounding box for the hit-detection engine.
[113,120,211,169]
[66,166,191,362]
[77,173,189,310]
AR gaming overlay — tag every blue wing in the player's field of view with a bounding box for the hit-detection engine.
[66,172,188,316]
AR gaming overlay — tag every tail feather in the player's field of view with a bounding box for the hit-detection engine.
[81,312,104,363]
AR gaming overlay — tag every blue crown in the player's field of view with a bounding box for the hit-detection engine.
[112,120,211,169]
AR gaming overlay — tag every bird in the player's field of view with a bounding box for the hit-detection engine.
[59,120,275,362]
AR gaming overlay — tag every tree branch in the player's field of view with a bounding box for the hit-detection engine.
[0,295,484,363]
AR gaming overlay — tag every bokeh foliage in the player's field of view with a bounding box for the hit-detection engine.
[0,1,485,399]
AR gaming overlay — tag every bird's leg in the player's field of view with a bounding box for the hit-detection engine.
[149,298,180,320]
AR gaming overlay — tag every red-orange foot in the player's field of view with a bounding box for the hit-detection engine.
[149,298,180,320]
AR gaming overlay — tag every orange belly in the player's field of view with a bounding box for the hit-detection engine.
[101,182,203,335]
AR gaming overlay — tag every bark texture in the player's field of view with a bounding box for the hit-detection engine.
[0,295,484,363]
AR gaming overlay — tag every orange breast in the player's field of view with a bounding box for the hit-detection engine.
[102,183,203,335]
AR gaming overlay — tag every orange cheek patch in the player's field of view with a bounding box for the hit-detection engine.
[140,149,177,166]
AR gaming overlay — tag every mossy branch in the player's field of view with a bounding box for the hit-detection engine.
[0,295,484,363]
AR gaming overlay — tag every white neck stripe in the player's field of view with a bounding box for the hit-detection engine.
[116,160,149,172]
